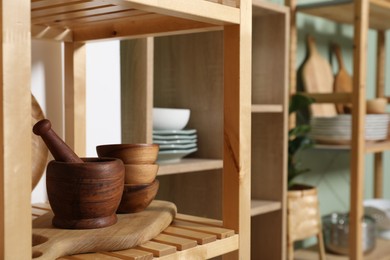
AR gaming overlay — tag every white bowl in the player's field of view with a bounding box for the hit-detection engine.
[153,108,190,130]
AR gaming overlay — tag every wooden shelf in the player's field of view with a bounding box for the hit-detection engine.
[297,0,390,30]
[31,0,240,42]
[299,92,352,104]
[313,139,390,153]
[251,104,283,113]
[33,204,238,260]
[157,158,223,176]
[250,200,282,217]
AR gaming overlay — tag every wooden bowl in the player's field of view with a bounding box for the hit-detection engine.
[46,158,124,229]
[117,179,159,214]
[96,144,159,164]
[367,98,387,114]
[124,164,159,185]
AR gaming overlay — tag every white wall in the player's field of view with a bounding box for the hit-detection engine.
[31,40,121,203]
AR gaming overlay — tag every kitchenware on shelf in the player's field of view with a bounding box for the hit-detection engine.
[333,43,353,114]
[32,94,49,190]
[310,114,390,144]
[364,199,390,239]
[96,143,159,164]
[367,98,388,114]
[33,119,124,229]
[152,129,198,162]
[322,212,376,255]
[117,180,160,213]
[153,107,190,130]
[32,200,176,260]
[301,35,337,117]
[124,164,159,185]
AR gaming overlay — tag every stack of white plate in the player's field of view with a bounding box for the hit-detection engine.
[153,129,198,163]
[310,114,390,144]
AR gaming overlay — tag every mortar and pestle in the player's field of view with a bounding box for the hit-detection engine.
[33,119,124,229]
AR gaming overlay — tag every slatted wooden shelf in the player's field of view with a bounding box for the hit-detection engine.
[157,159,223,176]
[297,0,390,30]
[313,139,390,153]
[32,203,238,259]
[250,200,281,217]
[31,0,241,42]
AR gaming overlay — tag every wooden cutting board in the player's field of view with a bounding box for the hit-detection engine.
[32,200,176,260]
[302,35,337,117]
[333,43,353,114]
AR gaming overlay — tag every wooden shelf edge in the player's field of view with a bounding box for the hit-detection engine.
[157,158,223,176]
[313,139,390,153]
[299,92,352,104]
[251,104,283,113]
[250,200,282,217]
[253,0,289,16]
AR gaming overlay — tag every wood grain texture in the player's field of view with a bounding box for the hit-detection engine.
[333,43,353,114]
[32,200,176,260]
[32,95,49,190]
[301,35,337,117]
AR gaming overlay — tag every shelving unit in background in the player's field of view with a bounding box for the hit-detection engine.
[3,0,252,259]
[287,0,390,258]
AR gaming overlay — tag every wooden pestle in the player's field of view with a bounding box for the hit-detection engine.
[33,119,83,163]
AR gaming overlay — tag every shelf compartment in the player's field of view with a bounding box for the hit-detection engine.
[31,0,240,42]
[251,200,282,217]
[297,0,390,30]
[251,104,283,113]
[32,204,238,260]
[157,158,223,176]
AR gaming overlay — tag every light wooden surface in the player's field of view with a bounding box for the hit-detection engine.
[0,0,32,258]
[251,104,283,113]
[350,0,369,258]
[333,44,353,114]
[251,200,282,216]
[157,159,223,176]
[297,0,390,30]
[32,200,176,260]
[301,35,337,117]
[32,203,238,260]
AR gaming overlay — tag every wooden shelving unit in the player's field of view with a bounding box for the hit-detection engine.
[2,0,252,259]
[120,1,289,259]
[287,0,390,258]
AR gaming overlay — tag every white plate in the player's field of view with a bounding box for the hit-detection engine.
[153,139,197,145]
[153,134,197,140]
[159,143,197,150]
[157,148,198,163]
[153,129,197,135]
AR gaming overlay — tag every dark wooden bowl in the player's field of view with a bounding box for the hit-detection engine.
[117,179,159,214]
[124,163,159,185]
[96,143,159,164]
[46,157,124,229]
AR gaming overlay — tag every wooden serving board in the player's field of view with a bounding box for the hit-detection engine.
[333,43,352,114]
[32,200,176,260]
[302,35,337,117]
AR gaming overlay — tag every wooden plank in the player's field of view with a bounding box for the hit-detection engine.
[31,0,88,9]
[64,42,86,156]
[152,233,197,251]
[31,24,73,42]
[175,213,223,227]
[157,159,223,176]
[103,248,153,260]
[59,252,121,259]
[301,92,352,104]
[136,241,176,257]
[31,2,111,18]
[171,219,235,239]
[120,38,153,144]
[251,104,283,113]
[163,226,216,245]
[250,200,282,217]
[350,0,369,258]
[0,0,32,258]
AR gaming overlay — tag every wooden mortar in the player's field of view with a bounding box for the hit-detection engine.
[33,119,124,229]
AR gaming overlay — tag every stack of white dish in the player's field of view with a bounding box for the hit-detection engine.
[364,199,390,239]
[310,114,390,144]
[153,107,197,162]
[153,129,198,162]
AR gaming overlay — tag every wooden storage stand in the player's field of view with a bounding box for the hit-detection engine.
[121,1,288,259]
[287,0,390,259]
[2,0,252,259]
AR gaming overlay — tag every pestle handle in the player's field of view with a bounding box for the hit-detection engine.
[33,119,83,163]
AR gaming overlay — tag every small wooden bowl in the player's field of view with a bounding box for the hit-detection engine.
[46,158,124,229]
[96,144,159,164]
[367,98,387,114]
[117,179,159,214]
[124,164,159,185]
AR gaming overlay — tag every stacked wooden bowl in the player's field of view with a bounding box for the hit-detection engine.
[97,144,160,213]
